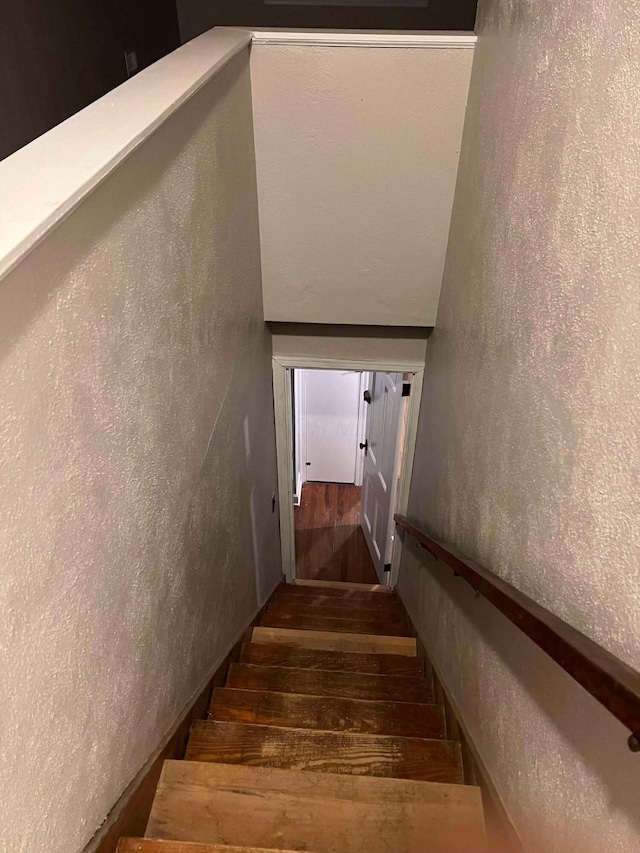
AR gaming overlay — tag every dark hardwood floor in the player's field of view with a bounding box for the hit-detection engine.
[295,483,378,584]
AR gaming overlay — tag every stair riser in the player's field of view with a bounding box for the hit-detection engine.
[274,592,404,614]
[269,601,406,623]
[210,688,445,739]
[227,664,434,704]
[240,643,423,676]
[251,626,417,655]
[291,580,390,593]
[261,611,410,637]
[185,721,464,784]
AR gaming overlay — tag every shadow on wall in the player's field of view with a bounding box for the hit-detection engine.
[0,0,180,161]
[400,538,640,850]
[0,44,284,853]
[177,0,478,43]
[0,54,279,699]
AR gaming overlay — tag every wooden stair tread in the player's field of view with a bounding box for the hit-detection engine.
[185,720,463,783]
[268,600,406,623]
[251,626,417,655]
[210,688,445,739]
[275,591,404,613]
[292,579,390,593]
[261,610,410,637]
[227,663,434,703]
[240,643,423,676]
[118,841,303,853]
[147,760,486,853]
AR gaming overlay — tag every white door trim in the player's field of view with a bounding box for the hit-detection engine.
[389,371,423,589]
[292,368,307,505]
[354,372,370,487]
[272,358,297,580]
[272,354,424,585]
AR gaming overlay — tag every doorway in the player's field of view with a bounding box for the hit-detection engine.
[273,356,423,588]
[293,368,374,583]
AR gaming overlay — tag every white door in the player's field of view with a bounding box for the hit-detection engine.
[360,372,404,582]
[304,370,361,483]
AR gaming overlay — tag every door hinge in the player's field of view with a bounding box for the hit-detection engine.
[402,383,411,397]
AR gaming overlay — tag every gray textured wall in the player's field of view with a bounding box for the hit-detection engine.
[0,50,281,853]
[400,1,640,849]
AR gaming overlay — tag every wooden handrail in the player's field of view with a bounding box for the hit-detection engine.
[394,514,640,750]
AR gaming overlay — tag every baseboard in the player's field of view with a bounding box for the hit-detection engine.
[397,597,524,853]
[82,575,285,853]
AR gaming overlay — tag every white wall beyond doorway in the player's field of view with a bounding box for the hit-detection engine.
[295,369,364,487]
[273,354,424,583]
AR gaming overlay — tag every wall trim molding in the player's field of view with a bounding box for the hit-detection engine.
[81,574,284,853]
[248,29,477,49]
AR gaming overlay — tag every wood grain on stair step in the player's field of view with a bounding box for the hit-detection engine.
[227,663,433,703]
[240,643,424,676]
[147,760,486,853]
[185,720,463,783]
[251,626,417,655]
[281,586,398,605]
[282,584,392,600]
[209,688,445,739]
[292,579,390,593]
[269,599,405,624]
[275,591,404,614]
[118,841,304,853]
[261,610,410,637]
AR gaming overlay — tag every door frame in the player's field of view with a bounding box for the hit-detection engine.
[272,354,424,586]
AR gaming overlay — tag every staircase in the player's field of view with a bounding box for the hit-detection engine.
[116,579,486,853]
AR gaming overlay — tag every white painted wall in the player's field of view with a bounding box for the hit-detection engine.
[0,36,281,853]
[251,36,474,326]
[400,2,640,850]
[300,369,362,484]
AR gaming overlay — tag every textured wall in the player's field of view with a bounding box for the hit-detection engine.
[0,49,281,853]
[251,43,474,326]
[399,1,640,850]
